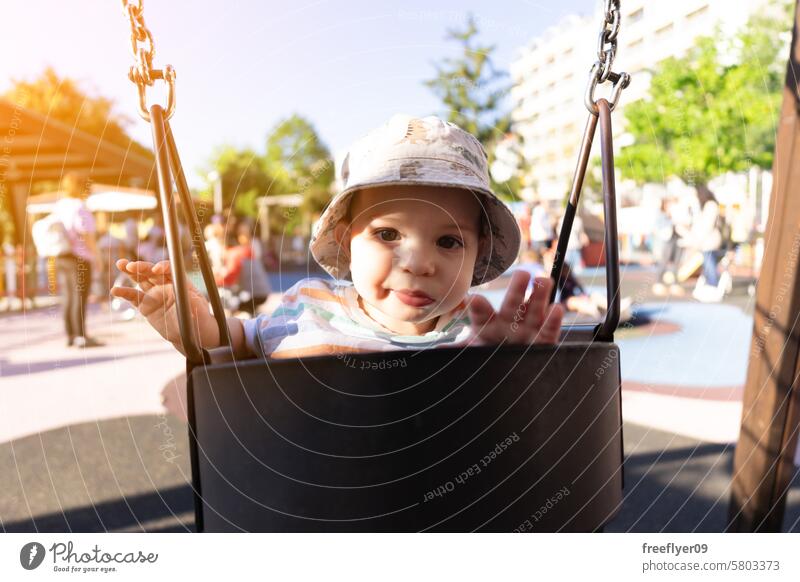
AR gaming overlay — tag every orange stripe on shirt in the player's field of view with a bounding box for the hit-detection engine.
[280,286,345,306]
[269,344,377,360]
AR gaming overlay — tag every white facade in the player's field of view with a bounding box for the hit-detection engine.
[510,0,771,203]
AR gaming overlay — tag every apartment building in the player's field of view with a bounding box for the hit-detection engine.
[510,0,769,203]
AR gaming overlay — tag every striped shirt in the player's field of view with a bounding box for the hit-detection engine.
[242,277,473,359]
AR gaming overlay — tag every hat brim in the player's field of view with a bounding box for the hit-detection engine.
[310,177,520,287]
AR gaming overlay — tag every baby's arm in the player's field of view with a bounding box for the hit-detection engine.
[111,259,254,358]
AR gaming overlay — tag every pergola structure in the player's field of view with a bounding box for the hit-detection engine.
[0,97,155,245]
[0,98,154,302]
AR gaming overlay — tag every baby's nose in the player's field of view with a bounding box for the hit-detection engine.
[394,244,435,276]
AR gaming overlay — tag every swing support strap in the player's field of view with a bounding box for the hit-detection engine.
[550,0,630,343]
[550,100,621,342]
[120,1,231,364]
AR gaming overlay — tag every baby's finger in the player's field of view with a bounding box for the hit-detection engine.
[525,277,553,328]
[467,294,495,326]
[151,260,172,275]
[121,260,156,283]
[110,285,146,306]
[534,303,564,344]
[467,295,506,344]
[498,270,530,323]
[149,260,175,286]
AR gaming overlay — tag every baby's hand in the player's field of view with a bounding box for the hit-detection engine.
[110,259,220,354]
[463,271,563,346]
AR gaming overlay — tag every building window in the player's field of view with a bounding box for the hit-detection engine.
[655,23,673,38]
[628,37,644,50]
[629,8,643,23]
[686,4,709,21]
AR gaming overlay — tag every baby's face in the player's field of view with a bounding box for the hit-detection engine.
[335,185,482,335]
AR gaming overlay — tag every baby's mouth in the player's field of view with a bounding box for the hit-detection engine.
[392,288,435,307]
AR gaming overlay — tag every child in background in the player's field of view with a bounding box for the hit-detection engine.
[111,115,564,359]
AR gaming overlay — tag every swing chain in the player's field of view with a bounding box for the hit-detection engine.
[597,0,621,83]
[584,0,630,114]
[120,0,176,122]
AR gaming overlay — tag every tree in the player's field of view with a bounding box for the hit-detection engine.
[617,9,788,190]
[424,14,510,144]
[5,67,152,161]
[199,146,275,219]
[424,14,519,199]
[263,114,334,227]
[199,114,333,231]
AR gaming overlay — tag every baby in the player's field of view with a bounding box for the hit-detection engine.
[111,115,564,359]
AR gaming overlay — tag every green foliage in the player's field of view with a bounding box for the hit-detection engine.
[198,146,274,218]
[5,67,152,160]
[199,114,333,226]
[263,114,334,218]
[617,10,788,187]
[424,14,517,199]
[424,14,510,144]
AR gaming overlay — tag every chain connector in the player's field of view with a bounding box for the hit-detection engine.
[584,61,630,115]
[131,65,176,122]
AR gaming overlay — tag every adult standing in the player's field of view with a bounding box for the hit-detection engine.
[686,185,724,302]
[53,172,103,347]
[529,199,554,254]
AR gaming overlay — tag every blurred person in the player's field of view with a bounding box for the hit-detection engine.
[97,227,126,299]
[138,223,168,264]
[291,226,306,266]
[652,198,684,296]
[557,210,588,275]
[516,203,532,251]
[543,247,631,321]
[216,224,271,316]
[52,172,103,348]
[529,199,554,254]
[204,223,226,274]
[680,185,724,303]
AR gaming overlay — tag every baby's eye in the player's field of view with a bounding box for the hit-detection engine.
[375,228,399,242]
[438,235,464,249]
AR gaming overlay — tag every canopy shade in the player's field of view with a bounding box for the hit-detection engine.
[0,98,155,242]
[26,184,158,215]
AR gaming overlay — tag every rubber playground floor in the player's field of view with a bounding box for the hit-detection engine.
[1,266,798,532]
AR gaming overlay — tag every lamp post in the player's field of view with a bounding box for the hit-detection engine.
[208,170,222,218]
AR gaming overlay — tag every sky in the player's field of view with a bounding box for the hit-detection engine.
[1,0,594,188]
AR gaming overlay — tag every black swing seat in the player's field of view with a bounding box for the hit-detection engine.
[190,340,623,532]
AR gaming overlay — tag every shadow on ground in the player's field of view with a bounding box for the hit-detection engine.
[2,417,797,533]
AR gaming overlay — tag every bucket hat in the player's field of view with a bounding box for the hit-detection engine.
[309,114,521,286]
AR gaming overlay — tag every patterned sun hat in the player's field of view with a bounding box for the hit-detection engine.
[309,114,521,286]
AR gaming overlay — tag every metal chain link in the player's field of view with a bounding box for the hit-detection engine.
[120,0,176,121]
[596,0,621,83]
[584,0,630,114]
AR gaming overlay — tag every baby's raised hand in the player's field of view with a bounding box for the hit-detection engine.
[464,270,563,346]
[110,259,221,354]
